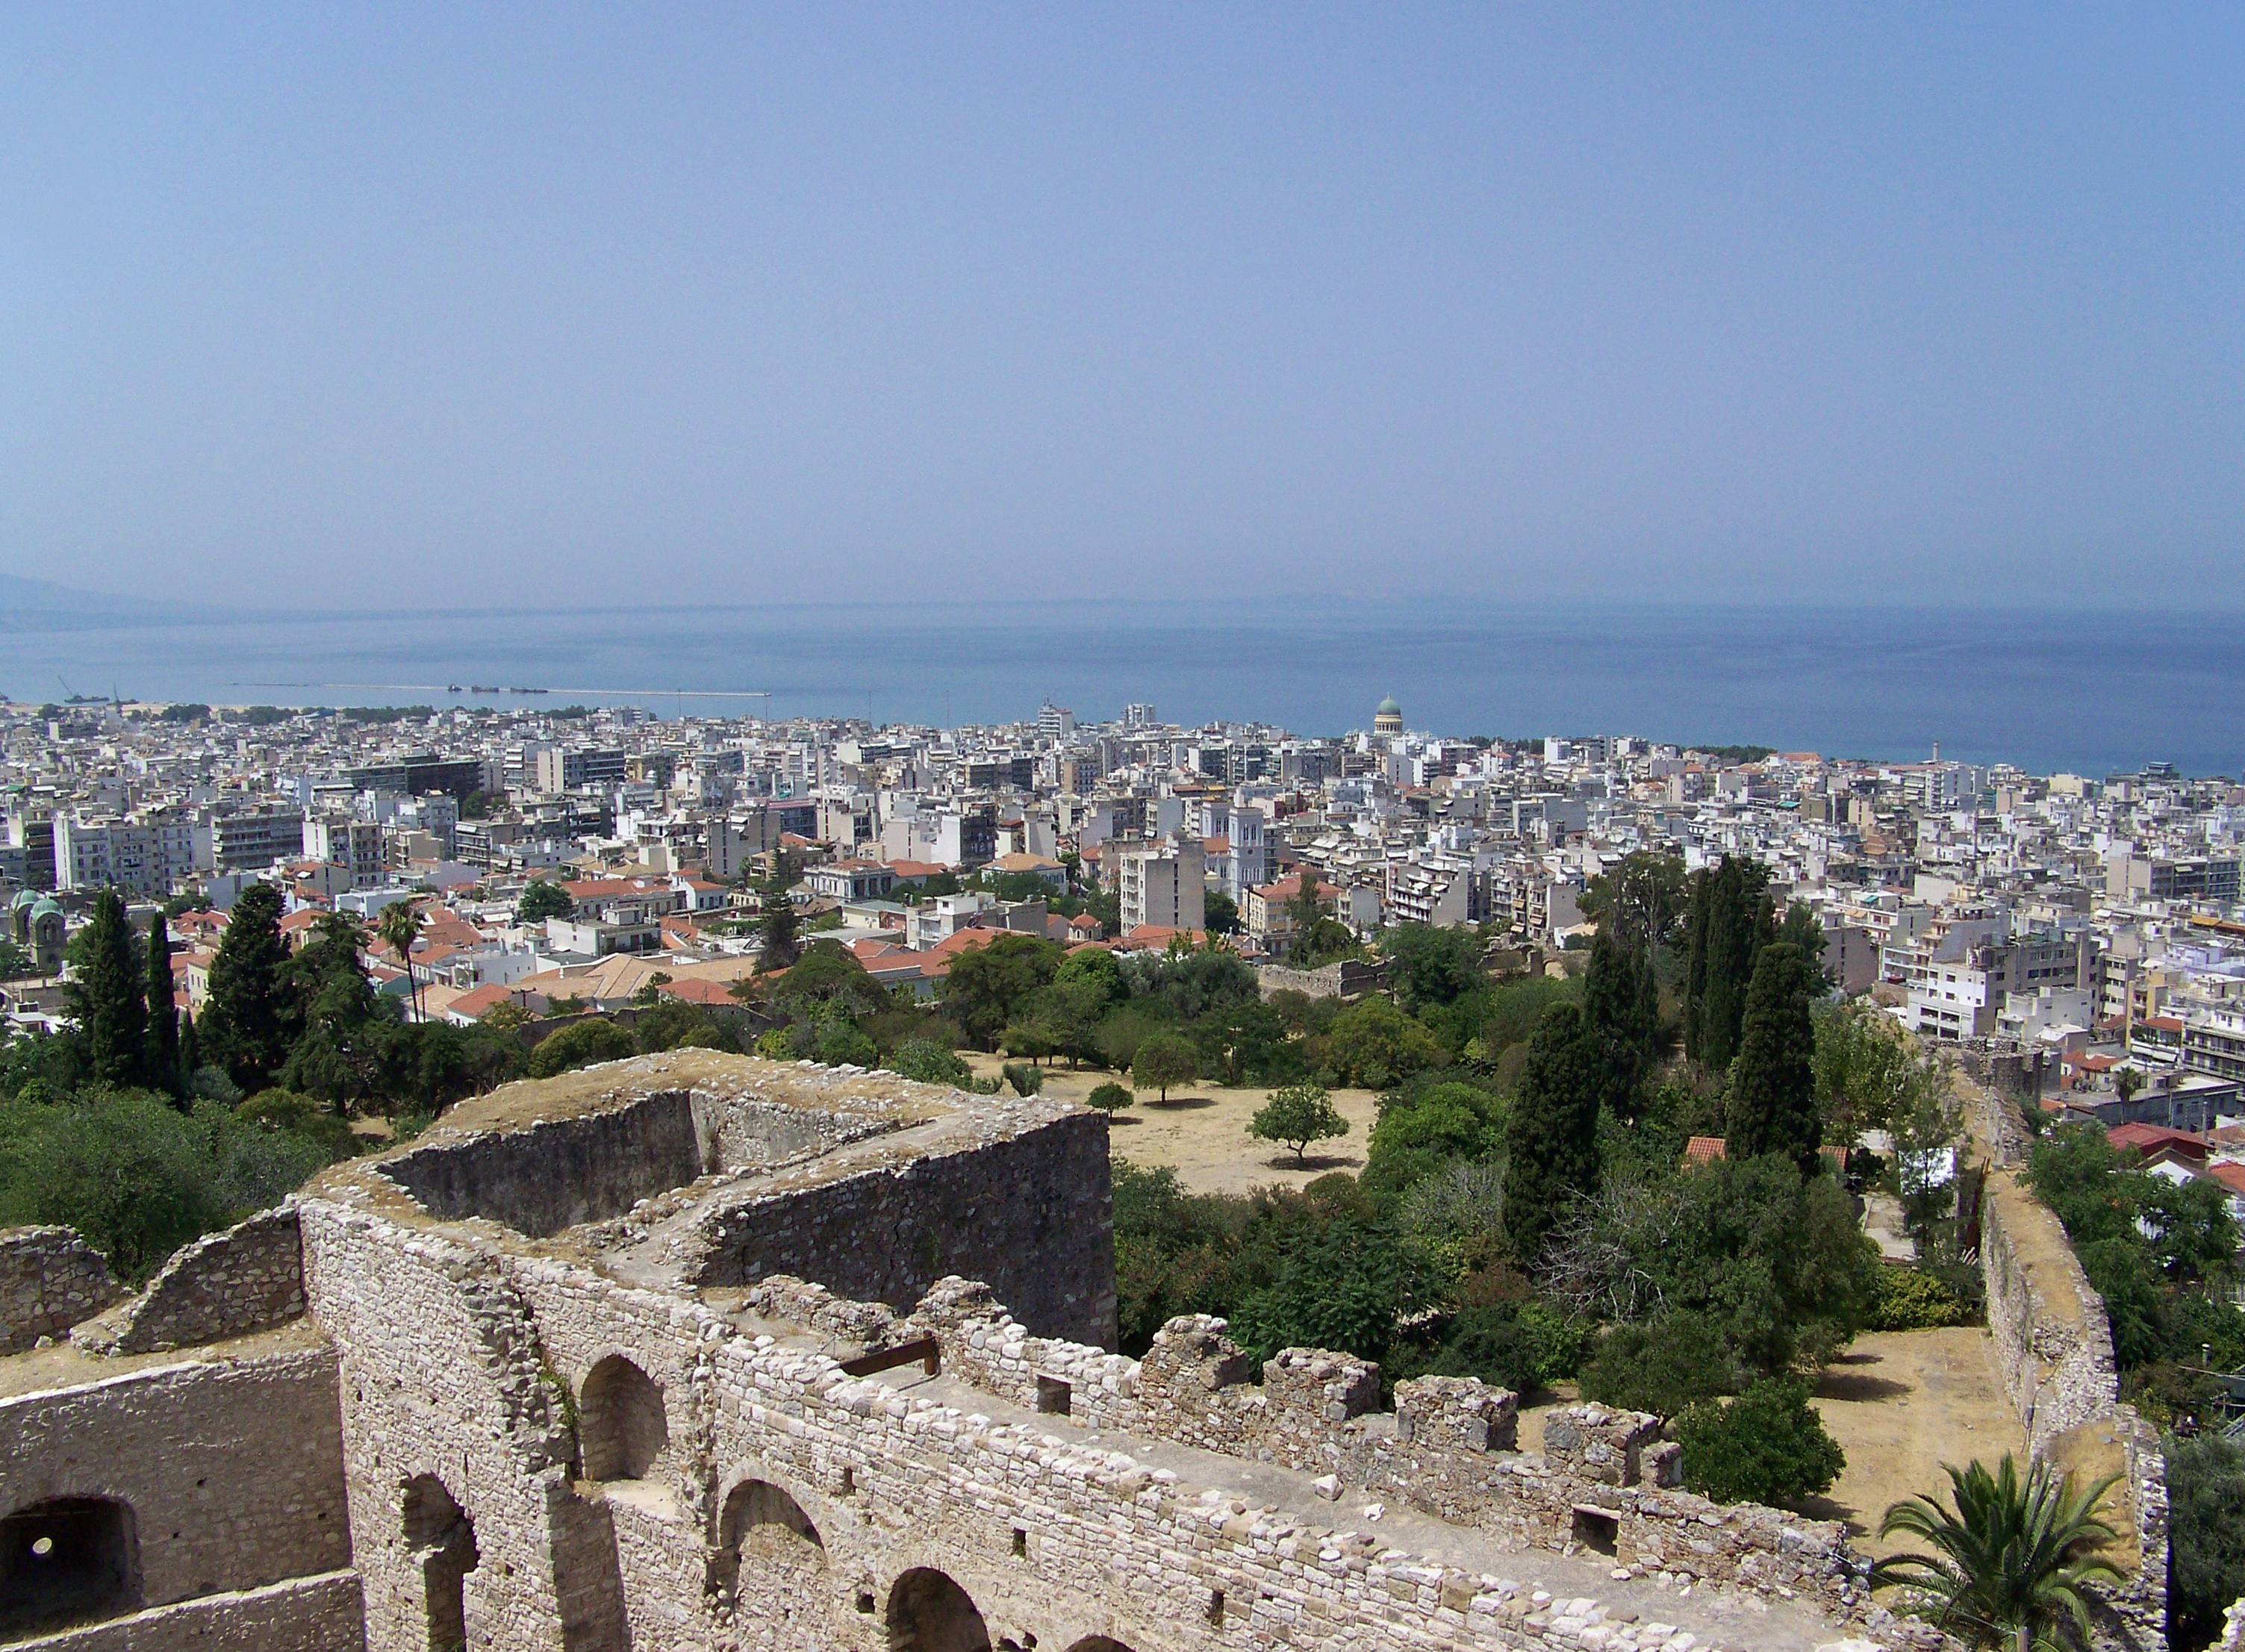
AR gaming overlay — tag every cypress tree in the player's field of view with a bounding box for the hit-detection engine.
[1584,926,1653,1121]
[1726,941,1822,1171]
[202,881,295,1091]
[64,888,147,1088]
[177,1009,202,1092]
[1502,1003,1604,1268]
[1696,857,1774,1073]
[757,848,801,973]
[146,910,181,1096]
[1683,867,1713,1061]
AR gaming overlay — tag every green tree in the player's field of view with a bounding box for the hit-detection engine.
[1324,996,1442,1089]
[1501,1003,1602,1267]
[525,1017,638,1079]
[1584,924,1656,1121]
[146,910,181,1097]
[201,882,296,1093]
[2167,1433,2245,1652]
[1362,1080,1501,1203]
[1285,869,1327,958]
[1872,1456,2121,1652]
[1085,1080,1134,1113]
[756,849,802,972]
[64,890,147,1088]
[938,933,1062,1048]
[517,879,573,923]
[767,939,888,1014]
[1380,923,1484,1012]
[1676,1377,1846,1506]
[1579,850,1688,953]
[1130,1032,1200,1101]
[1728,941,1822,1170]
[1203,888,1240,935]
[1813,997,1945,1146]
[1686,856,1772,1070]
[1227,1216,1433,1365]
[1248,1084,1350,1165]
[1581,1314,1738,1415]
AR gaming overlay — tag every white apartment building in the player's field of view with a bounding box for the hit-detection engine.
[54,807,197,897]
[303,816,389,889]
[211,805,308,874]
[1112,833,1206,934]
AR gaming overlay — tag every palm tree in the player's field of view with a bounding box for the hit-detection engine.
[377,900,426,1023]
[1872,1454,2123,1652]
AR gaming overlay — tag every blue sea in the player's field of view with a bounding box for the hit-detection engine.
[7,601,2241,779]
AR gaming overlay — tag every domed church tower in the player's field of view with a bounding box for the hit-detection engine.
[1373,695,1404,737]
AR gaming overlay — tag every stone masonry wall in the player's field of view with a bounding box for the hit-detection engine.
[689,1110,1116,1348]
[0,1344,353,1614]
[15,1571,364,1652]
[0,1226,120,1354]
[381,1088,710,1237]
[71,1206,306,1357]
[1978,1168,2170,1652]
[304,1179,1875,1652]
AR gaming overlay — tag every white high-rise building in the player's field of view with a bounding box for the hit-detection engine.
[1112,832,1206,934]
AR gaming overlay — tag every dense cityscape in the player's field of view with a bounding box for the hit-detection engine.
[5,692,2241,1100]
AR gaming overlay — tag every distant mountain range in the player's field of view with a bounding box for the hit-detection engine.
[0,573,219,632]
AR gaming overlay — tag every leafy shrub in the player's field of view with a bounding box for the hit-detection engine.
[1675,1377,1844,1507]
[0,1091,325,1282]
[1130,1033,1200,1100]
[234,1088,361,1165]
[1394,1297,1584,1396]
[1866,1266,1977,1331]
[884,1038,975,1087]
[1001,1062,1044,1097]
[525,1017,638,1079]
[1580,1313,1738,1417]
[813,1018,879,1068]
[755,1026,805,1061]
[1227,1218,1436,1366]
[1085,1081,1134,1112]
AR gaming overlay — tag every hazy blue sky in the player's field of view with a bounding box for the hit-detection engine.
[3,7,2239,608]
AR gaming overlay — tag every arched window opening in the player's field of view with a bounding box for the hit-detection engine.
[1065,1640,1137,1652]
[0,1498,138,1638]
[401,1476,479,1652]
[579,1356,669,1481]
[707,1479,825,1610]
[888,1567,990,1652]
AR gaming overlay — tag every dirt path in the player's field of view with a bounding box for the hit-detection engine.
[958,1053,1385,1193]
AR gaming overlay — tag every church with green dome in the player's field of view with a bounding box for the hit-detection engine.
[1373,694,1404,736]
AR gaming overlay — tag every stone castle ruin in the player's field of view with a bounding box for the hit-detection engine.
[0,1052,2165,1652]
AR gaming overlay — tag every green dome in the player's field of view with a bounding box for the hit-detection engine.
[28,898,60,921]
[1375,696,1402,716]
[9,888,40,910]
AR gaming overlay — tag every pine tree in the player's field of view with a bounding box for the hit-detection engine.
[146,910,181,1096]
[64,888,147,1088]
[1502,1003,1604,1268]
[1727,941,1822,1171]
[202,881,296,1092]
[757,848,801,973]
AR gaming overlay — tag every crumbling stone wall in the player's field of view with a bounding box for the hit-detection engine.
[1979,1169,2170,1652]
[0,1343,353,1618]
[689,1111,1115,1348]
[20,1571,364,1652]
[1256,958,1389,1000]
[72,1206,306,1356]
[0,1224,119,1353]
[381,1087,712,1237]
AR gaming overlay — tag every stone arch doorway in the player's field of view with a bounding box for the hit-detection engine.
[708,1479,826,1631]
[0,1497,138,1638]
[888,1566,989,1652]
[579,1354,669,1480]
[1064,1640,1137,1652]
[401,1475,479,1652]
